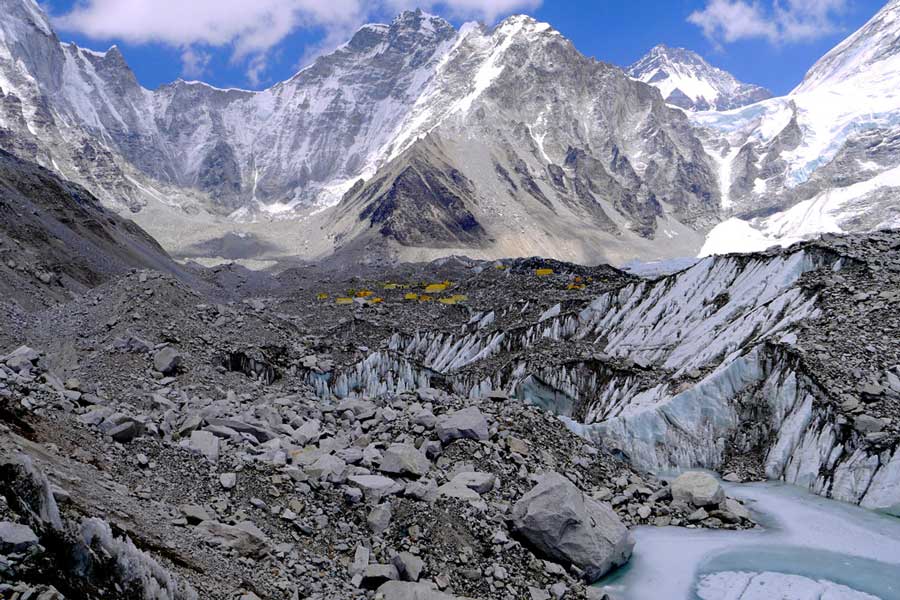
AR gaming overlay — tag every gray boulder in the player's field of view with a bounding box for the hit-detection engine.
[670,471,725,507]
[0,522,39,553]
[195,520,268,557]
[511,472,633,582]
[436,407,489,444]
[153,347,182,375]
[379,444,431,478]
[393,551,425,582]
[376,581,466,599]
[189,430,220,463]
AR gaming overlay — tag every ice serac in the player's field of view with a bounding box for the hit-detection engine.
[312,235,900,516]
[694,0,900,255]
[627,44,772,112]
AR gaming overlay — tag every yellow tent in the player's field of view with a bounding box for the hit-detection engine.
[425,282,450,293]
[335,297,354,305]
[535,268,554,277]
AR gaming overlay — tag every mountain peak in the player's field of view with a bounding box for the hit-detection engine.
[1,0,54,37]
[793,0,900,94]
[628,44,772,111]
[390,9,453,33]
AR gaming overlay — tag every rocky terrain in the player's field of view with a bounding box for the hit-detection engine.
[2,219,899,598]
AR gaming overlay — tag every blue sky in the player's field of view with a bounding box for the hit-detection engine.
[42,0,887,95]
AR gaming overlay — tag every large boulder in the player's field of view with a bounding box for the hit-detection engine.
[153,346,182,375]
[436,407,489,444]
[195,520,268,557]
[376,581,467,599]
[511,472,633,582]
[0,522,39,553]
[671,471,725,507]
[379,444,431,478]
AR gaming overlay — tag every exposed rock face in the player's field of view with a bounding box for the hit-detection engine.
[628,45,772,112]
[511,472,634,582]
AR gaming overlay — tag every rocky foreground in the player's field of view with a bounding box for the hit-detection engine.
[0,252,769,599]
[2,229,899,599]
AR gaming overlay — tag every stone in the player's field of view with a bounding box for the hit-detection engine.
[350,544,370,576]
[724,498,751,521]
[449,471,496,494]
[507,436,530,455]
[436,407,489,444]
[205,418,275,442]
[376,581,463,600]
[348,475,405,500]
[393,551,425,582]
[436,480,486,507]
[305,454,347,483]
[379,444,431,478]
[511,472,633,583]
[189,430,220,463]
[153,347,182,375]
[529,588,551,600]
[670,472,725,507]
[0,522,39,553]
[854,414,885,434]
[195,520,268,557]
[107,420,139,443]
[220,472,237,490]
[687,507,708,522]
[404,478,439,502]
[293,419,321,445]
[361,564,399,589]
[368,503,392,534]
[549,582,568,599]
[4,346,38,373]
[180,504,211,525]
[722,472,742,483]
[413,410,437,429]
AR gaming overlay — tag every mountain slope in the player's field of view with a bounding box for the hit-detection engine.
[693,0,900,255]
[0,149,192,310]
[0,2,721,265]
[332,17,719,265]
[627,45,772,112]
[0,0,898,265]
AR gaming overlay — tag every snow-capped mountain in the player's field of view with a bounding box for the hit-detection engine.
[0,0,719,265]
[0,0,898,265]
[694,0,900,256]
[330,16,719,264]
[627,45,772,112]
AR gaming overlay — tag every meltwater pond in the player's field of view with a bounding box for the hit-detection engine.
[596,481,900,600]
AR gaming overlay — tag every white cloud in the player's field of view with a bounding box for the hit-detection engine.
[53,0,542,85]
[688,0,848,45]
[180,48,211,79]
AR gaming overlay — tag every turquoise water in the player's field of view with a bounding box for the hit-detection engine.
[595,482,900,600]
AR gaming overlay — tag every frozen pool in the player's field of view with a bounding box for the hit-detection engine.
[595,481,900,600]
